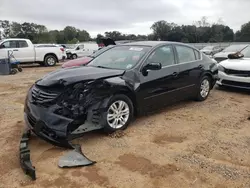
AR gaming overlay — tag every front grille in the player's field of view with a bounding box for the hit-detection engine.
[27,113,36,127]
[214,57,227,62]
[222,80,250,88]
[32,86,60,104]
[224,69,250,77]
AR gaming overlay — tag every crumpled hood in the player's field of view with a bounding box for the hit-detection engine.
[219,58,250,71]
[214,51,236,58]
[36,66,125,86]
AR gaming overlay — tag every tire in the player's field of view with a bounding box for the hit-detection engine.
[44,55,57,66]
[101,94,134,133]
[10,69,18,75]
[18,67,23,72]
[71,54,77,59]
[195,76,211,101]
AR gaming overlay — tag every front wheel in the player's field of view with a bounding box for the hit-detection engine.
[71,54,77,59]
[195,76,211,101]
[102,94,134,133]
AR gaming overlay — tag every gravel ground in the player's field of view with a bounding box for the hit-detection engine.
[0,63,249,188]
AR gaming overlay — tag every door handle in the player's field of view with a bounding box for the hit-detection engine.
[172,72,178,77]
[13,49,19,51]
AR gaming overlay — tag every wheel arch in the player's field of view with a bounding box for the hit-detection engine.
[111,88,138,116]
[44,53,58,63]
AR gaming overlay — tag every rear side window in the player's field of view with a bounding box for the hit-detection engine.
[194,50,201,60]
[176,45,196,63]
[18,41,28,48]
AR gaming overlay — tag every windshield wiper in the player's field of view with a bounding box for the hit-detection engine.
[95,65,111,69]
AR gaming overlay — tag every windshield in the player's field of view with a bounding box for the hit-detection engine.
[241,46,250,58]
[66,44,76,49]
[88,45,150,70]
[223,44,247,52]
[202,46,214,50]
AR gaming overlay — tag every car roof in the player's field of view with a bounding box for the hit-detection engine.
[120,41,193,47]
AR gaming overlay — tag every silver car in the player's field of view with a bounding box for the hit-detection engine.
[200,45,222,56]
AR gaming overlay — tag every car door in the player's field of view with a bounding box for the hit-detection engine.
[137,45,181,111]
[76,45,87,57]
[0,40,18,59]
[15,40,34,62]
[173,45,203,97]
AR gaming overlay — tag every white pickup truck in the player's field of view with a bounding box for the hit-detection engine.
[0,38,64,66]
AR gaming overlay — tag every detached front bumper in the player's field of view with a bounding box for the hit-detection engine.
[19,129,36,180]
[24,99,75,148]
[217,71,250,89]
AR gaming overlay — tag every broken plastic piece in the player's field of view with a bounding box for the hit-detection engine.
[19,129,36,180]
[58,144,96,168]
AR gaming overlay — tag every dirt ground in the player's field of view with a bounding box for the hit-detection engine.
[0,63,249,188]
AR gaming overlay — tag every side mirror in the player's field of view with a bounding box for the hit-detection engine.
[142,62,162,76]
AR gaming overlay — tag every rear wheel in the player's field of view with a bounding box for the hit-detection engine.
[195,76,211,101]
[44,55,57,66]
[102,94,134,133]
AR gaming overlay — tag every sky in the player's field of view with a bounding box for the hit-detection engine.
[1,0,250,37]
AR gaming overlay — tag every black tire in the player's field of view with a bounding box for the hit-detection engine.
[10,69,18,75]
[18,67,23,72]
[101,94,134,133]
[195,76,211,101]
[71,54,77,59]
[44,55,57,66]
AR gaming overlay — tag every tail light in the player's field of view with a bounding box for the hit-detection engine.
[60,48,65,52]
[98,43,104,47]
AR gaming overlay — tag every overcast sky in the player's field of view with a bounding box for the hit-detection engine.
[1,0,250,37]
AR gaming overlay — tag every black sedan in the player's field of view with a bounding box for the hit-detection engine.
[24,41,218,148]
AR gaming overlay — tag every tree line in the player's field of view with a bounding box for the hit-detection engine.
[1,17,250,44]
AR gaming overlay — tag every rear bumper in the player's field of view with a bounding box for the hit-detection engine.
[217,71,250,89]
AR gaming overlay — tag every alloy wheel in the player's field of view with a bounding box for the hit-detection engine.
[107,100,130,129]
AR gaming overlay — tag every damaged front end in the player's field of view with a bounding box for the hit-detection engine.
[22,79,114,180]
[24,79,113,148]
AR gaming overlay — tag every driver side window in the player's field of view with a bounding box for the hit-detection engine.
[147,45,175,67]
[1,41,17,48]
[79,45,84,50]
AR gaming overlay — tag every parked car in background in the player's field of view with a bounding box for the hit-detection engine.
[35,44,66,60]
[200,45,223,56]
[0,39,64,66]
[217,45,250,89]
[213,44,249,63]
[62,38,117,68]
[24,41,218,148]
[65,42,99,59]
[62,45,115,68]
